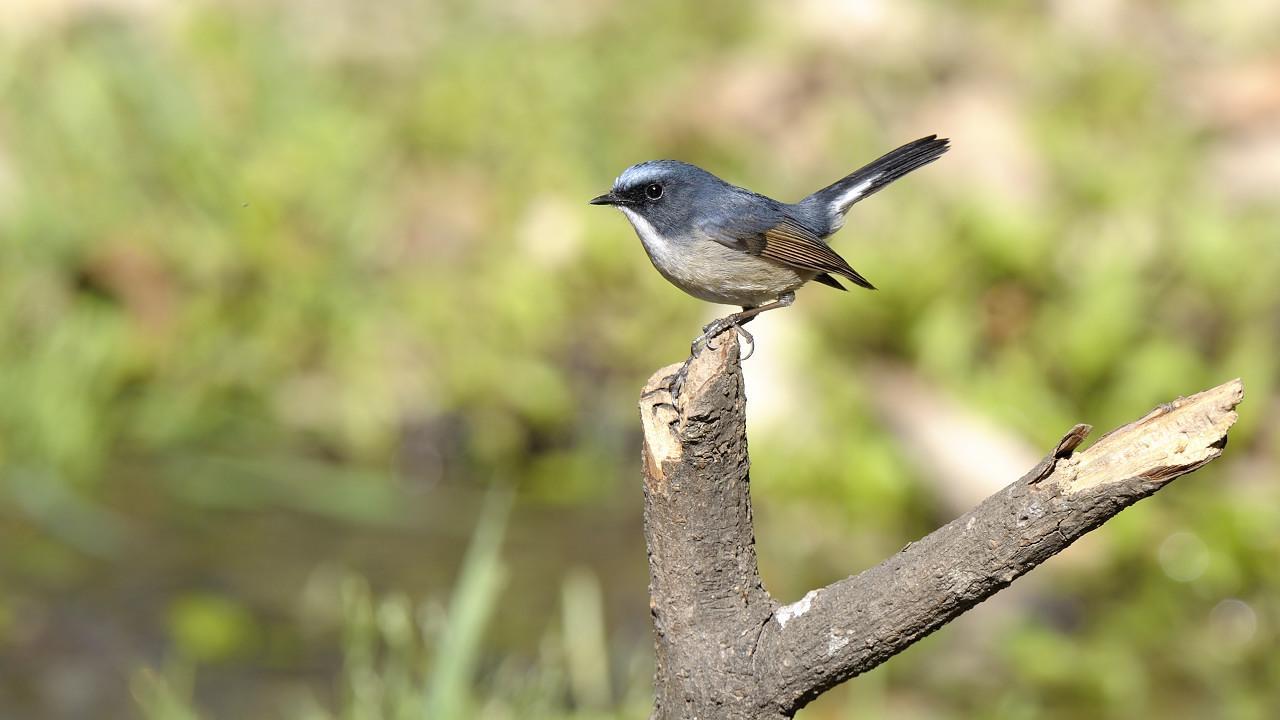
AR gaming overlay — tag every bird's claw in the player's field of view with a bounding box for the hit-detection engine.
[691,317,756,360]
[701,318,732,347]
[690,318,730,355]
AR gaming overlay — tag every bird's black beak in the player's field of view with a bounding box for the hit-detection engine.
[589,192,625,206]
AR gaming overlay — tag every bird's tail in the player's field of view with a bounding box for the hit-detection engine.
[802,135,950,221]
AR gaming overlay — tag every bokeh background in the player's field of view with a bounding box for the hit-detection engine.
[2,0,1279,718]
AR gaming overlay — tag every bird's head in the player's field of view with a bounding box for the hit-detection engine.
[589,160,722,236]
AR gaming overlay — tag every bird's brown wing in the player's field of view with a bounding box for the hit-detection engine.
[750,218,875,290]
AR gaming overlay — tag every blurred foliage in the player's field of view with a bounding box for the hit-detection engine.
[1,0,1278,718]
[134,494,649,719]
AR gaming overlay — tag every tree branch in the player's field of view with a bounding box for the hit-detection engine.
[638,334,1243,720]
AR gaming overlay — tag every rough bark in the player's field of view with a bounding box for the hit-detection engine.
[639,334,1243,719]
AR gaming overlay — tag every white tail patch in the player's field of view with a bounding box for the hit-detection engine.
[830,173,880,216]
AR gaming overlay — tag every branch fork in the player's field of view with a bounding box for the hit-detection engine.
[639,336,1242,719]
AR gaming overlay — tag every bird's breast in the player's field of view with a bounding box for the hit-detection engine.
[619,209,809,307]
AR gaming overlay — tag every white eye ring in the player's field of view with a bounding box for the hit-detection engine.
[645,183,663,200]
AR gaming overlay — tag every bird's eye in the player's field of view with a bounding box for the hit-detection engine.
[645,183,663,200]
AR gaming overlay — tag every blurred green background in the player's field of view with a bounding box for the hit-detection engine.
[2,0,1279,718]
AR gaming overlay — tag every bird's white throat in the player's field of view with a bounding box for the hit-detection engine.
[620,207,681,269]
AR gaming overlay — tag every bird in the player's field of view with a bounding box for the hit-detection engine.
[590,135,949,357]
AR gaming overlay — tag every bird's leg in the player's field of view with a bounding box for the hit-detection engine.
[693,291,796,359]
[727,291,796,326]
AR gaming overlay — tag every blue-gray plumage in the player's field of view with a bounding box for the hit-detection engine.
[590,135,949,352]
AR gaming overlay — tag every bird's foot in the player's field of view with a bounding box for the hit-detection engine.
[692,316,756,360]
